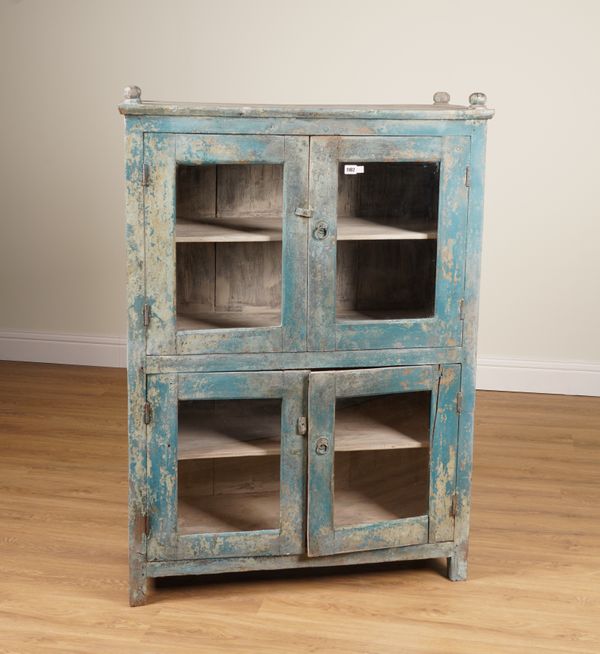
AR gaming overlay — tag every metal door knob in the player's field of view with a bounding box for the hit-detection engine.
[315,437,329,455]
[313,221,329,240]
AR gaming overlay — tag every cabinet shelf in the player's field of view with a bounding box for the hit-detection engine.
[178,484,426,535]
[178,397,428,460]
[175,216,436,243]
[177,310,281,331]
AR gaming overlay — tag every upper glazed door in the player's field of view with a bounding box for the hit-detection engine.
[308,136,470,351]
[144,134,309,355]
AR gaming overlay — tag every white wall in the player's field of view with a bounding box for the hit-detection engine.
[1,0,599,394]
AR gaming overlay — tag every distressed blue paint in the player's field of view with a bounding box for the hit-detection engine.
[279,371,308,554]
[334,365,436,398]
[178,371,283,400]
[306,372,336,556]
[177,327,282,355]
[147,370,307,562]
[146,133,310,356]
[146,374,178,561]
[144,133,177,355]
[146,541,455,578]
[122,96,493,600]
[144,347,463,373]
[307,365,456,557]
[135,115,484,138]
[331,135,470,352]
[448,122,489,581]
[429,364,461,542]
[176,133,284,165]
[124,117,150,605]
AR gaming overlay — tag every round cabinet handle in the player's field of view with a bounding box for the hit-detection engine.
[315,437,329,455]
[313,221,329,240]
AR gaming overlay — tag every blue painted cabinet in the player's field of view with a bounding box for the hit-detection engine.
[120,88,493,605]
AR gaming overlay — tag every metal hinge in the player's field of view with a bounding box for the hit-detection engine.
[459,298,465,320]
[456,392,463,414]
[295,207,313,218]
[141,164,150,187]
[450,494,458,518]
[297,416,307,436]
[143,401,152,425]
[465,166,471,187]
[143,303,151,327]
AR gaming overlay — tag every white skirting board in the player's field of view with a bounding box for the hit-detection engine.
[0,330,126,368]
[0,330,598,396]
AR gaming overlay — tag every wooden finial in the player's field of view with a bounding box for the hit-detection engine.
[469,92,487,107]
[124,85,142,103]
[433,91,451,105]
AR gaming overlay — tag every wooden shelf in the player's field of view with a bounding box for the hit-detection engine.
[178,395,429,460]
[175,216,436,243]
[177,310,281,331]
[178,483,427,535]
[177,307,431,331]
[336,308,432,322]
[337,217,436,241]
[178,405,281,460]
[176,217,282,242]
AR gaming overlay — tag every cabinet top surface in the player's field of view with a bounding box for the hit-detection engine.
[118,89,494,121]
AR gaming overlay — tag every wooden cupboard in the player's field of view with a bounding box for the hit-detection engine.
[119,87,493,605]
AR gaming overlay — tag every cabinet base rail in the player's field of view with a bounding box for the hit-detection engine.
[145,541,456,578]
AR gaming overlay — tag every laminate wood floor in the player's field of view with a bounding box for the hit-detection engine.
[1,361,599,653]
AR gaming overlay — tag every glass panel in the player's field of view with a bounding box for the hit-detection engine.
[333,391,431,528]
[177,398,281,535]
[175,164,284,330]
[336,162,439,321]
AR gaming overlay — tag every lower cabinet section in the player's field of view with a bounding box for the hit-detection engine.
[145,364,461,563]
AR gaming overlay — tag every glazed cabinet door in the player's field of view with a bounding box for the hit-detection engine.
[308,136,470,351]
[144,134,309,355]
[307,364,461,557]
[145,370,306,561]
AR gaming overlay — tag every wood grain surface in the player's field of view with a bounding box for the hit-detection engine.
[1,361,599,653]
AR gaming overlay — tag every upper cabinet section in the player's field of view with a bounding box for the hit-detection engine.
[130,90,492,357]
[143,134,469,355]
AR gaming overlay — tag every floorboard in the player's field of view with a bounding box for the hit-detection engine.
[0,361,599,653]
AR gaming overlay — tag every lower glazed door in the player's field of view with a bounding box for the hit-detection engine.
[307,364,461,556]
[145,370,306,561]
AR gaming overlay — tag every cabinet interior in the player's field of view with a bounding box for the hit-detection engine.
[333,391,431,527]
[177,390,431,535]
[336,162,439,321]
[175,164,283,330]
[177,398,282,535]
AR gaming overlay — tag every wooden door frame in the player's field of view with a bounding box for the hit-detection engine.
[144,133,310,356]
[145,370,306,561]
[307,135,471,352]
[307,364,461,557]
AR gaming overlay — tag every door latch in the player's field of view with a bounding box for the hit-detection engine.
[295,207,313,218]
[297,416,307,436]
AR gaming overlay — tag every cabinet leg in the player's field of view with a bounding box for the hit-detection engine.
[447,548,468,581]
[129,560,148,606]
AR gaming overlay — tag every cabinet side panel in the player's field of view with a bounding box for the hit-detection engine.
[450,123,488,580]
[125,117,148,606]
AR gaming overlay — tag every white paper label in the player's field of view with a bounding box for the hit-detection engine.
[344,165,364,175]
